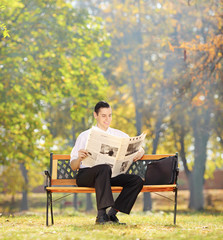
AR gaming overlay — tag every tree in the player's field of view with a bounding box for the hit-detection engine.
[168,0,223,209]
[77,0,223,211]
[77,0,185,211]
[0,4,10,38]
[0,0,109,210]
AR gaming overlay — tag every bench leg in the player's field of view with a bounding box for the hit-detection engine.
[46,191,49,226]
[46,191,54,226]
[174,188,178,225]
[50,192,54,225]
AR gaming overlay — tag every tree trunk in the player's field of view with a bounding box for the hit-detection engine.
[188,139,208,210]
[20,162,28,211]
[86,193,93,211]
[188,170,204,210]
[10,194,16,212]
[189,108,210,210]
[143,193,152,211]
[73,193,78,210]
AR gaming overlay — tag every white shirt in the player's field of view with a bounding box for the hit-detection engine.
[70,126,129,168]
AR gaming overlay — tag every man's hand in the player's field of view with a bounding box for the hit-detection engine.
[133,148,145,162]
[78,149,89,161]
[70,149,89,171]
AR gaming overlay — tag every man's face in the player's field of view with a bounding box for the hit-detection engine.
[94,107,112,131]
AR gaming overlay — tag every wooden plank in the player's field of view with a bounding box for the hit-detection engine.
[51,179,76,186]
[141,154,176,160]
[51,154,176,161]
[46,186,97,193]
[53,154,70,160]
[46,184,177,193]
[145,184,177,188]
[141,184,177,192]
[52,160,58,179]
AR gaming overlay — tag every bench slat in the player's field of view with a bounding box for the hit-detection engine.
[46,184,177,193]
[53,154,70,160]
[52,154,176,161]
[141,154,175,160]
[51,179,76,185]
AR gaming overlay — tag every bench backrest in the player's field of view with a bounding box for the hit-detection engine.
[49,153,178,187]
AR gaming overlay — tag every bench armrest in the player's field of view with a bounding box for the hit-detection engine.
[44,170,51,188]
[44,170,51,177]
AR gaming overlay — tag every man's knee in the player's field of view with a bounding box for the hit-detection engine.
[133,175,144,188]
[95,164,112,175]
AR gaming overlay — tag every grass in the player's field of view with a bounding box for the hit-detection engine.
[0,190,223,239]
[0,211,223,240]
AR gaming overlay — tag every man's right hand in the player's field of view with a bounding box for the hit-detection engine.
[78,149,89,160]
[70,149,88,171]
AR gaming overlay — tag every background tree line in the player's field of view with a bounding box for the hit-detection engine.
[0,0,222,211]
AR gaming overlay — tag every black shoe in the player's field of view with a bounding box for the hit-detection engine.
[108,214,126,225]
[95,213,110,225]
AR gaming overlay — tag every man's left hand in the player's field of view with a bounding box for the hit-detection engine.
[133,148,145,162]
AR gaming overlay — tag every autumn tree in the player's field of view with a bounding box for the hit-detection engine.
[77,0,223,211]
[165,0,223,209]
[77,0,185,210]
[183,4,222,210]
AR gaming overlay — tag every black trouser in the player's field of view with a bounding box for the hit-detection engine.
[76,164,144,214]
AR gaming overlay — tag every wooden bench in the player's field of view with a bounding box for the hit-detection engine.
[44,153,179,226]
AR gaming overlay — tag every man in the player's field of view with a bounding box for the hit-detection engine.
[70,101,144,225]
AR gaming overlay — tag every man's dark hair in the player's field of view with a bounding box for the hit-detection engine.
[94,101,110,115]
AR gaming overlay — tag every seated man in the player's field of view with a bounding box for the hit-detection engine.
[70,101,144,224]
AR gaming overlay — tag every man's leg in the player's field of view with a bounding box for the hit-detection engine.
[76,164,114,223]
[110,174,144,214]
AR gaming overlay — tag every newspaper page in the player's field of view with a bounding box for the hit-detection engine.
[82,127,146,177]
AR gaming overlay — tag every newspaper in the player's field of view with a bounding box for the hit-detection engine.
[82,127,146,177]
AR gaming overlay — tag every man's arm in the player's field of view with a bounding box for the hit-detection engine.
[70,149,89,171]
[133,147,145,162]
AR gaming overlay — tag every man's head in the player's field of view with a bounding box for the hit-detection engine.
[94,101,112,131]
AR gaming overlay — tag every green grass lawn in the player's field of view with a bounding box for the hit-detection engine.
[1,211,223,240]
[0,190,223,239]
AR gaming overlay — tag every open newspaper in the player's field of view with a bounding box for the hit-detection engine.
[82,127,146,177]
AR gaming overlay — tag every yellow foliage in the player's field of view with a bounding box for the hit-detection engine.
[1,163,24,195]
[168,41,175,52]
[171,19,178,27]
[195,18,203,29]
[216,62,221,69]
[191,93,205,107]
[106,17,113,23]
[191,76,196,82]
